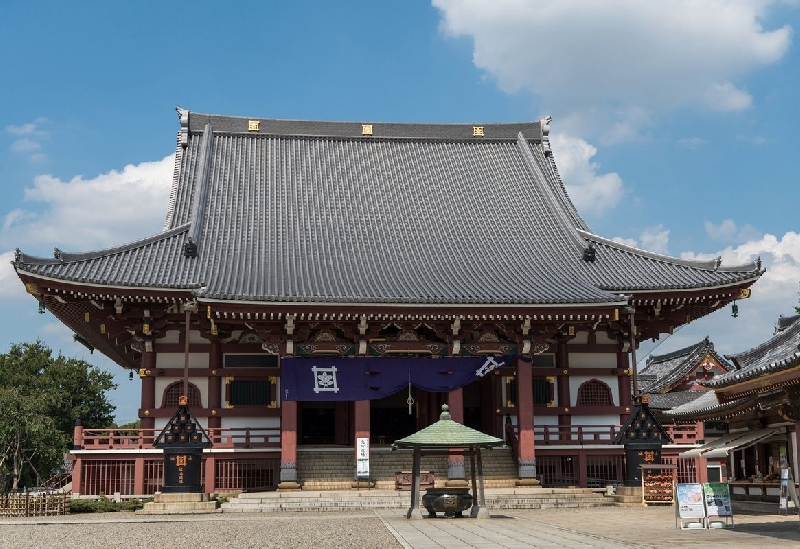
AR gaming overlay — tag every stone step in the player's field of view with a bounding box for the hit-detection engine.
[221,488,615,513]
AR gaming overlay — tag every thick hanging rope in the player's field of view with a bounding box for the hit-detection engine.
[407,367,414,414]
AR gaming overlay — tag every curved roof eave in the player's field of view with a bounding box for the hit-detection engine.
[577,229,763,273]
[13,224,190,266]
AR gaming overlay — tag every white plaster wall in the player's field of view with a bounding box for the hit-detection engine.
[221,416,280,430]
[595,331,616,344]
[160,330,180,344]
[571,332,589,344]
[571,414,620,427]
[569,375,619,406]
[568,414,620,442]
[188,329,206,345]
[156,352,209,369]
[534,415,558,426]
[533,414,558,442]
[568,352,616,368]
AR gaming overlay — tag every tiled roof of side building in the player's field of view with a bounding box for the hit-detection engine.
[12,109,764,306]
[662,390,752,419]
[706,315,800,389]
[645,390,709,411]
[637,337,732,393]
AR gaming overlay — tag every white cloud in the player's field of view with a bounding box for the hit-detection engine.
[5,119,49,136]
[640,225,670,255]
[1,155,174,273]
[10,138,42,153]
[640,230,800,362]
[610,225,671,255]
[705,218,763,244]
[551,133,625,214]
[433,0,793,139]
[0,250,27,300]
[6,118,50,161]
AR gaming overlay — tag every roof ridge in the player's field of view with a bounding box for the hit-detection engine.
[726,314,800,364]
[186,123,214,255]
[645,337,709,365]
[183,109,545,141]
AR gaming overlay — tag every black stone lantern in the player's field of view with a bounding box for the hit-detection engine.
[615,395,672,487]
[153,396,212,493]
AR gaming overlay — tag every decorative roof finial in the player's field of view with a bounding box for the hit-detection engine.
[183,237,198,259]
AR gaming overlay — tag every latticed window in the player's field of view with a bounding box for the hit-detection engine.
[161,381,202,408]
[533,379,550,405]
[576,379,613,406]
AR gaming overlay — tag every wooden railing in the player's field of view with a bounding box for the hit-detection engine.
[533,425,621,445]
[76,423,699,451]
[513,423,701,446]
[0,492,71,517]
[78,427,281,450]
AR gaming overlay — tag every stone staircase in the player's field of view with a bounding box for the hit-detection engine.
[296,446,519,491]
[222,487,617,513]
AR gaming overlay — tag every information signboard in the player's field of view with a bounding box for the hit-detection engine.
[676,484,706,518]
[703,482,733,518]
[780,468,789,511]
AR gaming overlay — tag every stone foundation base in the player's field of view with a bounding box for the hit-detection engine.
[444,479,469,488]
[136,492,219,514]
[277,481,302,491]
[351,480,375,489]
[515,478,542,487]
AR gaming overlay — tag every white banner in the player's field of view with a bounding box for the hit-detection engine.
[356,437,370,479]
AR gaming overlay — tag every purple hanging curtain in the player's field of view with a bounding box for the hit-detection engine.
[280,356,523,401]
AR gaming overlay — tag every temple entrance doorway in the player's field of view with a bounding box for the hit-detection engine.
[299,401,336,445]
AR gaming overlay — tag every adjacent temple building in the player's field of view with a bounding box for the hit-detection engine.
[12,108,763,495]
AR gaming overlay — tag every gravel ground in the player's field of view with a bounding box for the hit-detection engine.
[0,512,402,549]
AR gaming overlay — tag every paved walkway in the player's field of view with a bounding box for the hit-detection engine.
[1,502,798,548]
[375,503,800,549]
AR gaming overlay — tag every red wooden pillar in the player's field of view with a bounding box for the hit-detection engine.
[140,349,156,441]
[516,358,539,485]
[446,388,468,486]
[137,348,156,471]
[134,456,145,495]
[208,340,222,430]
[556,341,571,438]
[72,419,83,495]
[204,455,216,494]
[278,400,300,489]
[617,349,632,424]
[353,400,371,485]
[71,457,83,495]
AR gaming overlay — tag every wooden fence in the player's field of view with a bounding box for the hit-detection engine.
[0,492,71,517]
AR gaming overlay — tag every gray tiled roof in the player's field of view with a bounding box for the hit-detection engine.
[637,338,732,393]
[645,390,708,411]
[13,110,763,306]
[662,390,752,419]
[706,315,800,389]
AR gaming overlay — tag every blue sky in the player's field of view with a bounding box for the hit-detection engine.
[2,1,799,424]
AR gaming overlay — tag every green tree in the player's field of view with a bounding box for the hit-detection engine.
[0,341,117,492]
